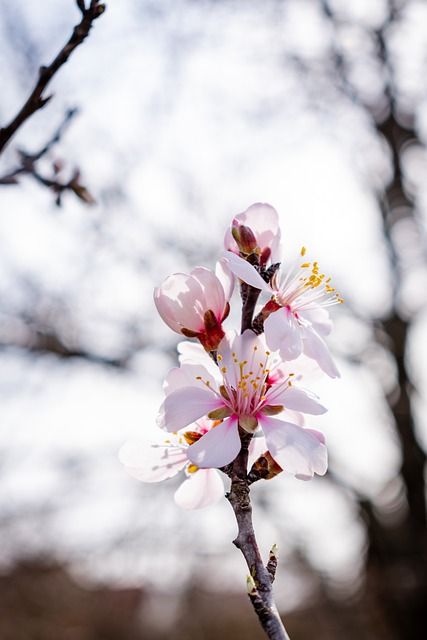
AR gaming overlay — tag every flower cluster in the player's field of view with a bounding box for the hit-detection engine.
[120,203,342,509]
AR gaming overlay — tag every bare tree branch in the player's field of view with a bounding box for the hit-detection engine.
[226,430,290,639]
[0,108,95,205]
[225,279,291,639]
[0,0,106,156]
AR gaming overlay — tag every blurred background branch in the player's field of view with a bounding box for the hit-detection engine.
[0,0,105,155]
[0,108,96,206]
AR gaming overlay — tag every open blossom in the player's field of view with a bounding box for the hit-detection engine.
[119,419,225,510]
[224,203,281,266]
[154,261,233,351]
[223,249,343,378]
[157,330,328,479]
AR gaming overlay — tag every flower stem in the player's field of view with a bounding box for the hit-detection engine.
[226,430,290,640]
[240,282,261,333]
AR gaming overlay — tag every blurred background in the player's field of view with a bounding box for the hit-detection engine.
[0,0,426,638]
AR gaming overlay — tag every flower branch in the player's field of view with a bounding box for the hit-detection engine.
[120,203,341,640]
[225,429,290,639]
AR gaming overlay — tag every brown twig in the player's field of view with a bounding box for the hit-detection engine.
[240,255,262,333]
[0,0,106,156]
[226,430,289,639]
[0,109,95,206]
[227,278,290,639]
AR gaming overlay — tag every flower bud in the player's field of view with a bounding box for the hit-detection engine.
[259,246,271,266]
[231,219,258,255]
[246,574,257,595]
[249,451,283,480]
[198,309,225,351]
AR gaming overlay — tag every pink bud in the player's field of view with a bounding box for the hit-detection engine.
[154,265,233,351]
[224,203,281,265]
[231,220,258,255]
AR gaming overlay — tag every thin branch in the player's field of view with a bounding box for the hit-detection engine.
[0,109,95,205]
[226,277,290,639]
[226,430,290,640]
[0,108,76,184]
[0,0,106,155]
[240,282,261,333]
[240,255,263,333]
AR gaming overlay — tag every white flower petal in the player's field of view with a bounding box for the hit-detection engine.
[174,469,225,509]
[158,387,224,432]
[284,410,305,426]
[267,385,327,415]
[187,417,241,468]
[223,252,271,292]
[264,308,303,360]
[191,266,225,319]
[154,272,206,333]
[247,434,267,469]
[260,416,328,478]
[119,439,187,483]
[302,326,340,379]
[215,258,234,302]
[298,306,333,336]
[163,363,218,395]
[177,341,221,379]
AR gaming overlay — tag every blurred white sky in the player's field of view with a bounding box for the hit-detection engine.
[0,0,426,606]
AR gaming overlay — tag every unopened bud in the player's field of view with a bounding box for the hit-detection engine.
[262,452,283,479]
[260,246,271,266]
[231,220,258,255]
[246,574,257,595]
[250,451,283,480]
[198,310,225,351]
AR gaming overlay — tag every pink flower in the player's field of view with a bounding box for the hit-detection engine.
[157,330,328,479]
[224,203,281,266]
[154,261,234,351]
[119,419,225,510]
[223,249,343,378]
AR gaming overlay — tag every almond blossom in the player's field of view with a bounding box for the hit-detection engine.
[154,261,234,351]
[157,330,328,479]
[224,203,281,266]
[119,419,225,510]
[223,248,343,378]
